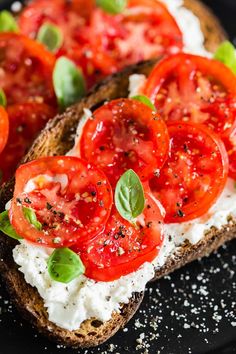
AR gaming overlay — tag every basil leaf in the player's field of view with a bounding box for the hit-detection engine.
[0,11,18,32]
[48,248,85,283]
[96,0,127,14]
[53,57,86,110]
[214,41,236,75]
[115,169,145,222]
[0,89,7,107]
[0,211,22,240]
[23,207,42,231]
[131,95,156,111]
[37,23,63,53]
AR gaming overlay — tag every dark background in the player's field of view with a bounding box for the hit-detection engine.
[1,1,236,354]
[203,0,236,43]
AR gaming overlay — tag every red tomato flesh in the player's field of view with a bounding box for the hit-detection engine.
[10,156,113,247]
[18,0,99,88]
[143,53,236,179]
[0,106,9,155]
[19,0,74,38]
[79,98,169,187]
[75,191,164,281]
[89,0,182,76]
[0,103,56,185]
[19,0,182,88]
[149,122,229,223]
[0,33,56,105]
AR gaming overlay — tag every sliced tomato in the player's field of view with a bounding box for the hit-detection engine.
[18,0,89,50]
[0,33,56,105]
[143,53,236,179]
[75,191,164,281]
[10,156,113,248]
[225,129,236,180]
[0,106,9,155]
[89,0,182,76]
[79,98,169,187]
[18,0,98,88]
[149,122,229,223]
[18,0,92,37]
[0,103,56,185]
[19,0,182,88]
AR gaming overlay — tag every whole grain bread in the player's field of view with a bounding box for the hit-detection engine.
[0,0,230,349]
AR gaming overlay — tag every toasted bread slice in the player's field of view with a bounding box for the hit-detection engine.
[0,0,228,349]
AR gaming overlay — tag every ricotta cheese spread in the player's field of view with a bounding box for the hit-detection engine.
[13,243,154,331]
[13,179,236,330]
[12,1,228,331]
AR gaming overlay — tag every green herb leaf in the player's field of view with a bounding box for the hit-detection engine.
[23,207,42,231]
[37,22,63,53]
[96,0,127,14]
[48,248,85,283]
[53,56,86,110]
[0,11,18,32]
[115,169,145,223]
[131,95,156,111]
[0,89,7,107]
[214,41,236,75]
[0,211,22,240]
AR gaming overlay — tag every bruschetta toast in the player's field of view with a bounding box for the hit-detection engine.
[0,0,233,350]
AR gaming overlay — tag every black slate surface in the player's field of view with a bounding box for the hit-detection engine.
[1,1,236,353]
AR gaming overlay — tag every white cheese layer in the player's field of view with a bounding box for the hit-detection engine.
[13,243,154,331]
[13,179,236,330]
[160,0,210,56]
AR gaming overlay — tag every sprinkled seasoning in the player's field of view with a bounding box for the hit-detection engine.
[1,242,236,353]
[24,197,32,204]
[46,202,53,210]
[177,209,185,218]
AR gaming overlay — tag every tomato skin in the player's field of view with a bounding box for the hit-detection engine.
[0,103,56,185]
[150,122,229,223]
[79,98,169,187]
[0,107,9,155]
[75,191,164,282]
[225,131,236,180]
[10,156,113,248]
[0,33,56,105]
[144,53,236,182]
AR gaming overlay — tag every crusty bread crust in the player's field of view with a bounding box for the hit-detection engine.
[0,235,144,348]
[153,220,236,281]
[0,0,229,349]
